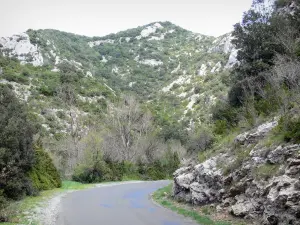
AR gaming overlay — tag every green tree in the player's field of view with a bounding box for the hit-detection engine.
[229,2,284,106]
[0,85,35,200]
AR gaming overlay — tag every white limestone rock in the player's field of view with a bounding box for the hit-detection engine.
[137,23,163,40]
[225,49,238,69]
[211,62,222,73]
[139,59,163,66]
[88,39,115,47]
[0,33,43,66]
[198,64,207,76]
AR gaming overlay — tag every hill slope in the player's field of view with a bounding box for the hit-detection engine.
[0,21,237,132]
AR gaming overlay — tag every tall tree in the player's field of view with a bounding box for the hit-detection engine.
[229,0,284,106]
[0,85,35,200]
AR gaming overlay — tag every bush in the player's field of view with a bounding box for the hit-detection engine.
[187,130,214,153]
[28,145,61,191]
[213,120,228,135]
[39,84,56,96]
[3,71,29,84]
[72,160,113,183]
[212,101,239,127]
[194,86,201,94]
[170,83,180,91]
[276,116,300,143]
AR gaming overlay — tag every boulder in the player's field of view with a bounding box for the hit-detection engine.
[230,198,260,218]
[173,157,223,205]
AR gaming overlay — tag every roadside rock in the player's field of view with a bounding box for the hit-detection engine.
[173,122,300,225]
[267,144,300,164]
[173,157,223,204]
[230,196,260,218]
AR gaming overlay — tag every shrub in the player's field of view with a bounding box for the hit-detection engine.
[39,84,55,96]
[3,71,29,84]
[212,101,239,127]
[213,120,228,135]
[194,86,201,94]
[276,116,300,143]
[170,83,180,91]
[72,160,113,183]
[187,130,214,153]
[28,145,61,191]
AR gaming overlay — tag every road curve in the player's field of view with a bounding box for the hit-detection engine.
[57,181,198,225]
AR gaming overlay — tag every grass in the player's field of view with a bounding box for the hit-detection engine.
[2,181,99,225]
[61,180,97,190]
[252,163,280,180]
[152,184,244,225]
[221,147,252,176]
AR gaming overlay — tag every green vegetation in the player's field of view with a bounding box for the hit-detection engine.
[29,145,62,191]
[0,85,36,221]
[60,180,96,190]
[0,86,61,222]
[275,116,300,143]
[253,164,280,180]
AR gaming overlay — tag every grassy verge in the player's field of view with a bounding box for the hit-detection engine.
[2,181,99,225]
[152,184,248,225]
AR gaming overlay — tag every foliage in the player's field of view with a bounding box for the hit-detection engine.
[275,116,300,143]
[187,129,214,154]
[73,154,180,183]
[0,190,9,222]
[28,145,61,191]
[212,101,239,134]
[72,160,113,183]
[229,5,284,106]
[0,85,35,200]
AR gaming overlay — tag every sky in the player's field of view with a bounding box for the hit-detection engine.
[0,0,253,38]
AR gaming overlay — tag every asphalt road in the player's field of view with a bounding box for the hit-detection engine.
[57,181,198,225]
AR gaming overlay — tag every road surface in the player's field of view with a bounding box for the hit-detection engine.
[57,181,198,225]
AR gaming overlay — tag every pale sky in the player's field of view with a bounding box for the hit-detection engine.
[0,0,252,38]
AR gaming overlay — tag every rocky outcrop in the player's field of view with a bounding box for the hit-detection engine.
[173,158,224,205]
[235,120,278,145]
[173,121,300,225]
[0,33,43,66]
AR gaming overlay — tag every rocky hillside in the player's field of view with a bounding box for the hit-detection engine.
[172,1,300,224]
[173,120,300,224]
[0,21,237,134]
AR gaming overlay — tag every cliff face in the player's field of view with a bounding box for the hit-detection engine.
[173,120,300,225]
